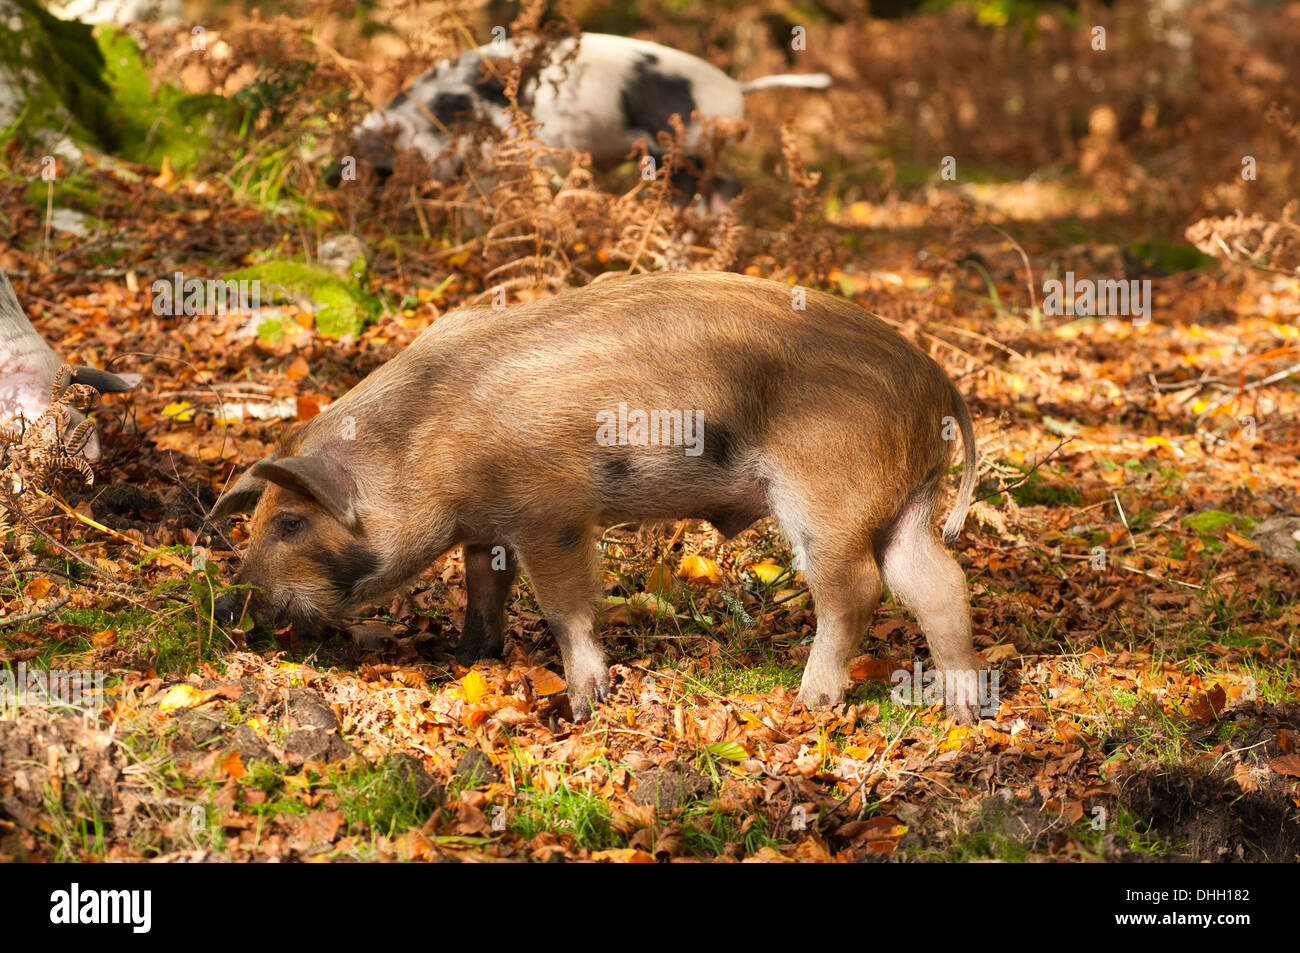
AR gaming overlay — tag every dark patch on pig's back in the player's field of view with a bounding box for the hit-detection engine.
[430,92,476,128]
[600,455,631,481]
[620,55,697,141]
[308,542,379,597]
[555,523,587,551]
[467,55,510,107]
[700,423,738,470]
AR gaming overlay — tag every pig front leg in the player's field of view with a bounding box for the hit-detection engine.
[455,543,519,666]
[515,526,609,721]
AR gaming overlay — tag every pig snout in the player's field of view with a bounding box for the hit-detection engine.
[211,574,334,642]
[329,129,397,186]
[209,454,378,643]
[212,590,245,626]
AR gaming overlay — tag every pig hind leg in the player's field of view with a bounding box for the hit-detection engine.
[768,488,882,706]
[514,527,609,721]
[455,543,519,666]
[796,553,883,706]
[879,494,981,723]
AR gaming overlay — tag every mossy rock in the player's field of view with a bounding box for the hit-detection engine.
[1184,510,1255,536]
[25,169,106,212]
[0,0,115,149]
[0,7,243,172]
[96,26,243,172]
[225,261,382,338]
[1127,239,1216,275]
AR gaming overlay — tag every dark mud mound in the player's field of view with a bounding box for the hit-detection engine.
[1121,764,1300,862]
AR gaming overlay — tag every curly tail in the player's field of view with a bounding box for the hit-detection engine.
[941,379,978,546]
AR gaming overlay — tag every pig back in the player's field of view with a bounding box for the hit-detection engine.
[298,272,957,526]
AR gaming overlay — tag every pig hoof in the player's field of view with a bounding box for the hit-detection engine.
[454,646,483,667]
[950,704,980,725]
[793,687,842,709]
[569,697,593,722]
[568,672,611,722]
[212,591,243,626]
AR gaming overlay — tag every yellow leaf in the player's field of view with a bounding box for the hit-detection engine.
[245,714,269,737]
[939,726,974,751]
[461,670,490,704]
[282,772,313,793]
[159,684,216,711]
[1142,435,1182,457]
[151,155,176,191]
[162,401,196,423]
[446,251,471,267]
[677,554,723,585]
[627,592,677,616]
[591,848,655,863]
[749,562,788,585]
[771,588,808,608]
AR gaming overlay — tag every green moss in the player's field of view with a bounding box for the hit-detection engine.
[96,27,243,172]
[0,0,114,148]
[698,663,801,696]
[1006,471,1083,507]
[1184,510,1254,536]
[1127,239,1216,275]
[57,602,220,672]
[345,256,368,283]
[255,316,285,343]
[225,261,382,338]
[24,171,104,213]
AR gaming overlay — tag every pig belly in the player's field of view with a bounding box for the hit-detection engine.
[595,467,769,539]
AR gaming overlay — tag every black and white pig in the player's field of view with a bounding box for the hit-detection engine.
[331,32,830,199]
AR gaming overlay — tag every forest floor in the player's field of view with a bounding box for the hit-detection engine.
[1,5,1298,862]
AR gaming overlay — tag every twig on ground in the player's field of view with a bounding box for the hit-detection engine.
[0,593,71,626]
[972,435,1075,505]
[1262,493,1300,517]
[1195,360,1300,421]
[820,710,917,826]
[1113,491,1138,553]
[1119,562,1206,591]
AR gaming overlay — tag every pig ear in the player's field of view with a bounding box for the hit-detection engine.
[252,455,359,531]
[210,463,271,520]
[70,368,143,394]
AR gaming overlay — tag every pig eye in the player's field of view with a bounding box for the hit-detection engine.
[277,515,305,539]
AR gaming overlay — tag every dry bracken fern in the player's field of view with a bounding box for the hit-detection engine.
[1,365,99,502]
[1186,202,1300,274]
